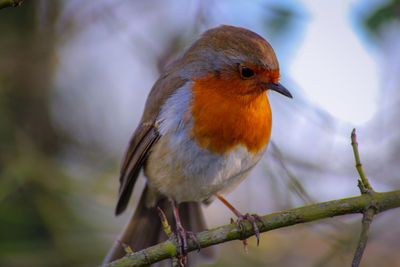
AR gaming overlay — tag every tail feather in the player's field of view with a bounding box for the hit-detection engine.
[103,186,166,263]
[104,185,216,265]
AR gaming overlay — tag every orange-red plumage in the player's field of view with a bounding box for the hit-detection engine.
[191,74,272,154]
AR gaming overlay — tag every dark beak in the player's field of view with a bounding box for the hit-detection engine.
[263,82,293,98]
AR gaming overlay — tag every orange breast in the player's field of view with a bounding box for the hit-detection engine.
[190,75,272,155]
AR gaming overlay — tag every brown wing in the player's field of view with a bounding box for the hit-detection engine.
[115,72,188,215]
[115,123,160,215]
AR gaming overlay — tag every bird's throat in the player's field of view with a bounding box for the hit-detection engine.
[190,76,272,155]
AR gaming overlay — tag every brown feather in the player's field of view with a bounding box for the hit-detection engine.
[115,125,160,215]
[115,73,188,215]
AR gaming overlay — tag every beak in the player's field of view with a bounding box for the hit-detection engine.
[263,82,293,98]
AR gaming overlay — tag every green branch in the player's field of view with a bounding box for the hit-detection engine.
[351,128,373,193]
[102,190,400,267]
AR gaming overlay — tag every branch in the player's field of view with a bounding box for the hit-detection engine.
[351,208,375,267]
[351,128,373,193]
[350,128,376,266]
[0,0,23,10]
[102,190,400,267]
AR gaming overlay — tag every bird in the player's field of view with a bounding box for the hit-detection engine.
[104,25,292,265]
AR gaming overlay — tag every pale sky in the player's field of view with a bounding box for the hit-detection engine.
[290,0,379,125]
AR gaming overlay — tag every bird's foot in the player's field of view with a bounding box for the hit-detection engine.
[216,195,265,251]
[175,223,201,265]
[170,198,201,266]
[236,213,265,246]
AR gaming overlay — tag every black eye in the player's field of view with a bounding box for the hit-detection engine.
[240,65,255,79]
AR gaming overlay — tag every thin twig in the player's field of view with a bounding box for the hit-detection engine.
[351,128,376,267]
[270,141,315,204]
[351,129,373,193]
[351,208,375,267]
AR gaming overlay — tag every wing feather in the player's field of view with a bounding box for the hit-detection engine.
[114,73,188,215]
[115,124,160,215]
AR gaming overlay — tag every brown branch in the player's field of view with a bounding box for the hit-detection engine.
[0,0,23,10]
[352,208,375,267]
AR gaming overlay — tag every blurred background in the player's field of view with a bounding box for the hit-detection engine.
[1,0,400,266]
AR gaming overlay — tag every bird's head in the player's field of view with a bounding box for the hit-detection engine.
[178,25,292,100]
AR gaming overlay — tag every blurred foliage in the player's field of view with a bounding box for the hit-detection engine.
[262,4,297,40]
[364,0,400,36]
[1,1,400,267]
[0,1,109,266]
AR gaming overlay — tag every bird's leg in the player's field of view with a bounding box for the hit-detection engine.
[217,194,264,248]
[170,198,200,264]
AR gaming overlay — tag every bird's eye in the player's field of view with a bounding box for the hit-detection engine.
[239,65,255,79]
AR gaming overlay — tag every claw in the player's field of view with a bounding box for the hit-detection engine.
[176,224,185,261]
[176,224,201,254]
[187,231,201,252]
[217,194,265,249]
[236,213,263,246]
[170,198,201,264]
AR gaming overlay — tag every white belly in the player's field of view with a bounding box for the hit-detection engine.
[144,84,266,203]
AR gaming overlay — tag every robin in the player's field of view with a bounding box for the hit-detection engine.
[104,25,292,265]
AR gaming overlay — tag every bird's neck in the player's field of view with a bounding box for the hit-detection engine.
[190,76,272,155]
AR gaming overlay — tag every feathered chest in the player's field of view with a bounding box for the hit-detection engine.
[147,83,270,202]
[190,76,272,155]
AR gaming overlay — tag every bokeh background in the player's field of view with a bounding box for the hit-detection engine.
[1,0,400,266]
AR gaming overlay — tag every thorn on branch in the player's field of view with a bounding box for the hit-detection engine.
[357,180,368,194]
[157,206,184,266]
[117,240,133,254]
[157,206,173,238]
